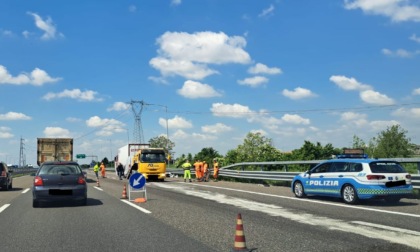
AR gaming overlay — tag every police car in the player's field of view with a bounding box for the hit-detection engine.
[291,150,413,204]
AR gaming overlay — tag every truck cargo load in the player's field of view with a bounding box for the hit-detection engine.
[37,138,73,166]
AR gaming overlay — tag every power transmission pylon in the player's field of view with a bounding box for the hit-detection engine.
[128,100,148,144]
[19,137,26,167]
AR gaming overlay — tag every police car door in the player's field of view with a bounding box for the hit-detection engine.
[322,162,346,196]
[305,162,331,195]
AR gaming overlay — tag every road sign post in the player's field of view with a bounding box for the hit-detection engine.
[128,172,147,201]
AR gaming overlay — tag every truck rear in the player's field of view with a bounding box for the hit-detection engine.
[37,138,73,166]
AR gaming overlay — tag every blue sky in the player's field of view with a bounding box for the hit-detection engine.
[1,0,420,165]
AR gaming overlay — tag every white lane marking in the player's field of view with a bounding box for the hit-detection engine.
[351,221,420,236]
[94,186,103,191]
[0,204,11,213]
[180,182,420,218]
[22,188,30,194]
[153,183,420,250]
[121,200,151,214]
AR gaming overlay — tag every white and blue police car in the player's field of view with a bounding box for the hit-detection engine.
[291,152,413,204]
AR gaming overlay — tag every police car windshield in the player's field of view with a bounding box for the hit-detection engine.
[369,162,406,173]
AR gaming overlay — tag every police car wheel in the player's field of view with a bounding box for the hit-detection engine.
[293,181,306,198]
[342,184,358,204]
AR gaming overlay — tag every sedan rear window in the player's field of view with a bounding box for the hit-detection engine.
[369,162,406,173]
[39,165,81,175]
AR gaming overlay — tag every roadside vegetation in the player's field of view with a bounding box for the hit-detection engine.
[170,124,418,175]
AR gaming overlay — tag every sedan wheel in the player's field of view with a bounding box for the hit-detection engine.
[32,199,39,208]
[342,184,358,204]
[293,181,306,198]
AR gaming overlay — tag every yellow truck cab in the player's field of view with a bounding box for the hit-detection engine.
[130,148,166,181]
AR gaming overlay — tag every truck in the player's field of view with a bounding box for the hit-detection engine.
[115,143,167,181]
[37,138,73,166]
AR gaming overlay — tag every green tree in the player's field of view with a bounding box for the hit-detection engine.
[148,135,175,153]
[194,147,222,165]
[225,149,240,165]
[101,157,109,165]
[230,132,282,162]
[352,135,367,149]
[291,141,340,160]
[369,124,413,158]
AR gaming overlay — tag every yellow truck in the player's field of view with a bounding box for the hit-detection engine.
[126,147,167,181]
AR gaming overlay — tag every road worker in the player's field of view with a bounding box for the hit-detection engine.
[181,160,192,182]
[213,159,219,182]
[100,162,106,178]
[202,160,209,182]
[193,159,202,181]
[93,162,100,180]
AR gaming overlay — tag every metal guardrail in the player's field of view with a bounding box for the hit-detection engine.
[168,158,420,189]
[10,168,38,176]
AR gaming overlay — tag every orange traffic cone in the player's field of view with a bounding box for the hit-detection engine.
[232,213,252,252]
[121,183,127,199]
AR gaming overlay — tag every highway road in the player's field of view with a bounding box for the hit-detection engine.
[0,170,419,252]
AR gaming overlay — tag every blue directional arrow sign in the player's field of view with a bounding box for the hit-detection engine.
[129,173,146,189]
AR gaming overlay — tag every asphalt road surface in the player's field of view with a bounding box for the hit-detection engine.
[1,171,419,252]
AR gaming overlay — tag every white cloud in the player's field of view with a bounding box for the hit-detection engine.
[170,129,189,140]
[66,117,82,122]
[330,75,371,91]
[392,107,420,118]
[369,120,400,132]
[237,76,269,87]
[201,123,233,134]
[281,114,310,125]
[43,89,102,102]
[344,0,420,22]
[0,112,31,121]
[259,4,275,18]
[211,103,253,118]
[413,88,420,95]
[282,87,317,100]
[409,34,420,43]
[148,76,169,84]
[128,5,137,12]
[43,127,71,138]
[177,80,222,98]
[0,127,13,139]
[27,12,64,40]
[191,132,217,141]
[1,29,13,37]
[165,115,192,129]
[339,112,368,127]
[250,129,268,136]
[248,63,282,75]
[360,90,395,105]
[171,0,182,6]
[0,65,61,86]
[150,58,217,80]
[107,102,130,111]
[382,48,420,58]
[150,31,251,80]
[22,30,31,39]
[86,116,126,136]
